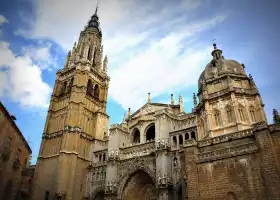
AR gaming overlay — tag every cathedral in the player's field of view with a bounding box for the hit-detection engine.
[32,7,280,200]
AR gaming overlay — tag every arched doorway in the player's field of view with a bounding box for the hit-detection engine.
[121,170,156,200]
[92,191,104,200]
[146,124,155,141]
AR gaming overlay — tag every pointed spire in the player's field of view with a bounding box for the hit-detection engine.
[148,93,151,104]
[128,108,131,117]
[193,93,197,107]
[103,55,108,72]
[171,94,174,105]
[179,95,183,113]
[86,0,102,37]
[121,112,127,125]
[95,0,100,15]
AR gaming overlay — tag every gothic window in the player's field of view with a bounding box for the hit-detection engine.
[249,107,256,122]
[93,47,96,63]
[191,131,196,139]
[238,105,245,122]
[226,106,234,124]
[146,124,155,141]
[99,154,101,162]
[67,78,74,93]
[132,128,140,143]
[185,133,189,140]
[93,84,100,99]
[179,135,183,145]
[103,154,106,161]
[86,79,93,96]
[88,46,93,60]
[213,110,222,127]
[60,82,67,95]
[173,136,177,147]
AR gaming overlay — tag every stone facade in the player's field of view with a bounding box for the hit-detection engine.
[32,9,280,200]
[0,101,32,200]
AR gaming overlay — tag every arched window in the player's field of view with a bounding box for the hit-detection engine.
[67,78,74,93]
[60,82,67,96]
[99,154,101,162]
[213,110,222,127]
[179,135,183,145]
[146,124,155,141]
[86,79,93,96]
[92,47,96,64]
[226,106,234,124]
[173,136,177,147]
[191,131,196,139]
[185,133,189,140]
[93,84,100,99]
[103,154,105,161]
[249,107,256,122]
[132,128,140,143]
[238,105,245,122]
[88,46,92,60]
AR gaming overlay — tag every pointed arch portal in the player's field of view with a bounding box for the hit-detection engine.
[121,170,156,200]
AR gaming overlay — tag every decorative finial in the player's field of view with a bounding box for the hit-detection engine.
[171,94,174,105]
[128,108,131,117]
[212,39,217,50]
[179,95,183,113]
[148,93,151,103]
[74,42,76,48]
[95,0,100,14]
[193,93,197,107]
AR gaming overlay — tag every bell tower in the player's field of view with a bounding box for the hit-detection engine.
[32,7,110,200]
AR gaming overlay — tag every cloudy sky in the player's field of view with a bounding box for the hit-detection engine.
[0,0,279,163]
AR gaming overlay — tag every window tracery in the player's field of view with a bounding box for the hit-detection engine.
[213,109,222,127]
[226,105,234,124]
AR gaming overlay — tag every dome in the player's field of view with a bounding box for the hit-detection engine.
[198,46,246,89]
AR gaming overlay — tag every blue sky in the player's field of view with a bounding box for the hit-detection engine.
[0,0,279,164]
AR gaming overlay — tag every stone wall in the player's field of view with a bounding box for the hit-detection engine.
[182,125,280,200]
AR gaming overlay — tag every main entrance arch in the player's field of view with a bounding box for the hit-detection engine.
[120,170,156,200]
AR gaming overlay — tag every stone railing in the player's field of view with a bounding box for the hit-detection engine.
[183,139,197,147]
[108,149,119,160]
[197,129,254,147]
[120,141,155,160]
[269,123,280,132]
[109,124,129,132]
[234,87,258,95]
[155,138,171,150]
[197,141,258,163]
[208,88,229,99]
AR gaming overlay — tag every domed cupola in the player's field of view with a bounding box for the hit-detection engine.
[86,6,102,37]
[198,43,246,90]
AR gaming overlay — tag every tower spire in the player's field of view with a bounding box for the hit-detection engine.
[95,0,100,15]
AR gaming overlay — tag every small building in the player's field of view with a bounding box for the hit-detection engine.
[0,101,32,200]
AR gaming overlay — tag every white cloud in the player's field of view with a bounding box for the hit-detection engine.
[0,14,8,25]
[16,0,227,110]
[21,43,58,70]
[0,41,52,108]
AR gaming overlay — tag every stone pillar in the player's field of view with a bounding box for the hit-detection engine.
[254,122,280,199]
